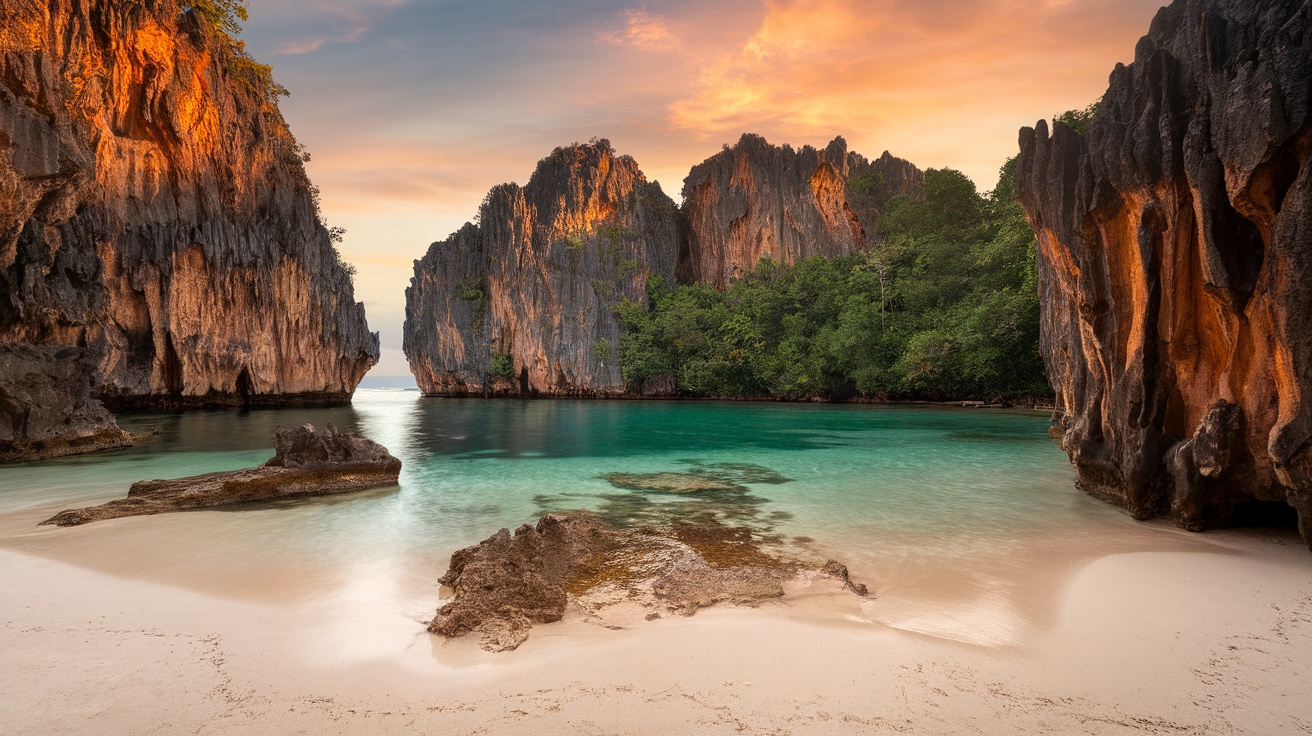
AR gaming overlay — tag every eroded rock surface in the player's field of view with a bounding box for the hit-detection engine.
[680,134,922,287]
[42,423,400,526]
[429,512,867,652]
[404,140,680,397]
[404,136,923,397]
[1016,0,1312,545]
[1,0,379,412]
[0,344,130,463]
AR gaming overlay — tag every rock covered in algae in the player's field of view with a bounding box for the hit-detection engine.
[428,512,869,652]
[41,424,401,527]
[428,514,611,652]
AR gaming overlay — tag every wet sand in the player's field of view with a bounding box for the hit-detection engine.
[3,523,1311,734]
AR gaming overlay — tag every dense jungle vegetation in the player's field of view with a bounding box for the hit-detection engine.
[616,160,1050,401]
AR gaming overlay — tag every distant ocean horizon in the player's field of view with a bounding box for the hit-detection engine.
[358,374,419,389]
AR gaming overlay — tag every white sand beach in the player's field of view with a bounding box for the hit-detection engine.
[4,523,1310,735]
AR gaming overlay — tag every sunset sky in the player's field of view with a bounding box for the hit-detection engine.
[240,0,1167,378]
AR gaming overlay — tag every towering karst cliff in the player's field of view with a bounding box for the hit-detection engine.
[1016,0,1312,545]
[679,134,922,287]
[405,135,921,396]
[0,0,378,427]
[404,141,680,396]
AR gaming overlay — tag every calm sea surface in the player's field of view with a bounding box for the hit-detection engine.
[0,389,1214,647]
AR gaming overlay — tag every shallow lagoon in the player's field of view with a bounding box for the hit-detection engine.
[0,389,1213,647]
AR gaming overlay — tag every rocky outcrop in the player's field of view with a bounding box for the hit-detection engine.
[404,136,921,396]
[404,140,679,396]
[1016,0,1312,545]
[0,344,130,463]
[429,512,867,652]
[42,423,401,526]
[679,134,922,287]
[430,514,610,651]
[1,0,379,415]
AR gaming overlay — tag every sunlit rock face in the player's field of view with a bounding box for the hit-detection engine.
[679,134,922,288]
[1016,0,1312,546]
[404,141,680,396]
[0,0,379,412]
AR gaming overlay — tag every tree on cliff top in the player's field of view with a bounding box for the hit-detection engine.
[187,0,288,103]
[1053,102,1100,135]
[189,0,248,38]
[616,163,1048,401]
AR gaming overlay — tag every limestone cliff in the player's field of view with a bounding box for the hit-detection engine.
[679,134,922,288]
[0,344,129,462]
[0,0,379,417]
[404,141,679,396]
[1016,0,1312,544]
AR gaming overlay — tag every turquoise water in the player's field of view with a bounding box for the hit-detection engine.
[0,389,1207,646]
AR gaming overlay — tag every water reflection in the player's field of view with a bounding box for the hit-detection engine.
[0,390,1243,650]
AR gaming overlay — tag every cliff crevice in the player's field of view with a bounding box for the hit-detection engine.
[1017,0,1312,545]
[0,0,379,423]
[404,140,680,396]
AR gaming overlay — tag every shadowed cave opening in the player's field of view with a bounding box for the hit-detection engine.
[519,367,529,396]
[1230,499,1300,530]
[161,336,183,396]
[235,367,253,405]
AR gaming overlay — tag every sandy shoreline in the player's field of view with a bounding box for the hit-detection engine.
[3,525,1311,735]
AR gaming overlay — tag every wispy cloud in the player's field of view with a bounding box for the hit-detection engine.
[269,0,403,55]
[598,7,679,50]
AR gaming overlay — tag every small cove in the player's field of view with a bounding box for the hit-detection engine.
[0,389,1230,648]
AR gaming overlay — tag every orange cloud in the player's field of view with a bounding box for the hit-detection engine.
[666,0,1159,186]
[599,7,679,50]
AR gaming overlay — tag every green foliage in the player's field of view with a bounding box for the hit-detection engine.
[600,223,636,245]
[846,172,885,193]
[616,258,640,278]
[616,162,1049,401]
[1053,101,1100,135]
[457,275,488,323]
[190,0,248,38]
[188,0,288,104]
[228,51,289,103]
[591,277,615,299]
[593,338,614,363]
[488,352,514,381]
[565,232,587,251]
[457,275,485,302]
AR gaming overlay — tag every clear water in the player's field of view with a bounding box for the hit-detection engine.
[0,389,1214,647]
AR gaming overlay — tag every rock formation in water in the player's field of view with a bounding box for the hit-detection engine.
[429,512,866,652]
[1016,0,1312,545]
[404,135,922,396]
[1,0,379,425]
[404,140,680,396]
[679,134,922,287]
[42,423,401,526]
[0,344,130,462]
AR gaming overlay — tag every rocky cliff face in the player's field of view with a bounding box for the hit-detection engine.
[1016,0,1312,545]
[0,344,129,462]
[0,0,378,415]
[679,134,922,287]
[404,141,680,396]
